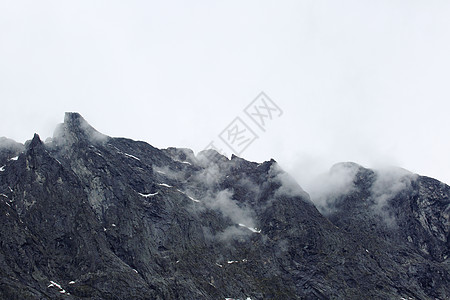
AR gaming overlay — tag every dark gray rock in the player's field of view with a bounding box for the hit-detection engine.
[321,163,450,299]
[0,113,448,299]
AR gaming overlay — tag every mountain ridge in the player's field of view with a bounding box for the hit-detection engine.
[0,112,448,299]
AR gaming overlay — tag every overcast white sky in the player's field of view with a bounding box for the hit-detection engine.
[1,0,449,186]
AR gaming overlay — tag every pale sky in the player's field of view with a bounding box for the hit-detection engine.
[1,0,449,186]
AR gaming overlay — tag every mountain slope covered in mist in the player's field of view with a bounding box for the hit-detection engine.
[0,113,448,299]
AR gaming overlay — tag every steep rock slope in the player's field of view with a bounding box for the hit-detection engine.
[317,163,450,299]
[0,113,448,299]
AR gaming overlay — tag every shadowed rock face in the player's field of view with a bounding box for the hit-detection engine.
[0,113,449,300]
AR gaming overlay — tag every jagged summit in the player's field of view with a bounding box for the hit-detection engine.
[21,134,44,155]
[64,112,89,127]
[29,133,42,148]
[63,112,104,136]
[52,112,108,146]
[196,148,229,164]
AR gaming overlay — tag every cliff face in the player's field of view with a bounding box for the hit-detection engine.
[0,113,448,300]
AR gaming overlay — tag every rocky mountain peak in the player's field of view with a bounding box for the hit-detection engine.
[0,113,448,300]
[52,112,108,147]
[63,112,91,130]
[64,112,102,137]
[28,133,43,149]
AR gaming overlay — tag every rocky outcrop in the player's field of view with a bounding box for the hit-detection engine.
[0,113,448,299]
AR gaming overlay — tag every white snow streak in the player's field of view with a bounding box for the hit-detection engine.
[186,195,200,203]
[0,165,5,171]
[139,192,159,198]
[124,153,141,161]
[176,189,200,202]
[48,281,62,289]
[238,223,261,233]
[158,183,172,188]
[9,156,18,161]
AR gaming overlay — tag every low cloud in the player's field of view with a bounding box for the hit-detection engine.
[370,167,417,226]
[203,189,256,230]
[269,163,309,199]
[295,160,418,226]
[153,165,186,181]
[217,226,252,242]
[52,113,109,149]
[306,162,361,213]
[187,155,260,241]
[0,137,23,150]
[196,163,223,187]
[371,167,416,205]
